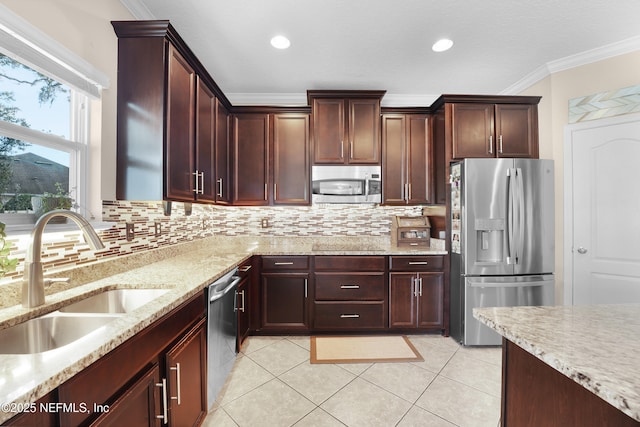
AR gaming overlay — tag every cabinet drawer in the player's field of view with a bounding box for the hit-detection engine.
[313,302,386,329]
[262,256,309,270]
[314,256,386,271]
[315,273,386,300]
[389,255,444,271]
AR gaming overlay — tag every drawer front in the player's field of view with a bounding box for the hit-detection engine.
[313,302,386,329]
[262,256,309,270]
[389,255,444,272]
[314,256,386,271]
[315,273,386,300]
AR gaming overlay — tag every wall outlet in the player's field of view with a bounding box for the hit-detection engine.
[154,221,162,237]
[261,218,271,228]
[126,222,135,241]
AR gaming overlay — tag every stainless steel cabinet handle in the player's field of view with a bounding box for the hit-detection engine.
[233,290,238,312]
[156,379,168,424]
[304,278,308,298]
[404,183,408,201]
[408,261,428,265]
[274,262,294,265]
[412,276,417,297]
[238,290,245,313]
[488,135,493,154]
[499,135,503,154]
[340,314,360,318]
[349,141,353,159]
[418,277,423,297]
[193,171,200,194]
[340,140,344,159]
[577,247,588,254]
[408,183,412,201]
[170,363,181,405]
[217,178,223,198]
[340,285,360,289]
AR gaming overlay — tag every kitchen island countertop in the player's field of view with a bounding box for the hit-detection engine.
[474,304,640,422]
[0,235,446,423]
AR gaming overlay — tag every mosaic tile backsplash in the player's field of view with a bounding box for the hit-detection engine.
[1,201,438,283]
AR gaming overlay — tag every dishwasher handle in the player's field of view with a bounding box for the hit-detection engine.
[209,276,242,303]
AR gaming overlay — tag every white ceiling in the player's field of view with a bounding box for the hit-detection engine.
[119,0,640,107]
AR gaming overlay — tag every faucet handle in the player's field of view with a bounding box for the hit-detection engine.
[44,277,70,286]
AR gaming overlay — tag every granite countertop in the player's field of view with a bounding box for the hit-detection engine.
[474,304,640,422]
[0,235,446,423]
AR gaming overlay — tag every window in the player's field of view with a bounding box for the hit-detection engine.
[0,54,87,227]
[0,3,108,232]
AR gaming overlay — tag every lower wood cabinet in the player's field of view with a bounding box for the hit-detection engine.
[260,256,310,332]
[55,291,206,427]
[313,256,387,330]
[165,318,207,426]
[389,256,445,331]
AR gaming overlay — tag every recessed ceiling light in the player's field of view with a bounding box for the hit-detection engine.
[432,38,453,52]
[270,35,291,49]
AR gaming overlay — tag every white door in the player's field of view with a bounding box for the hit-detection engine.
[565,114,640,305]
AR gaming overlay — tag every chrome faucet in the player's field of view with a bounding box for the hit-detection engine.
[22,210,106,308]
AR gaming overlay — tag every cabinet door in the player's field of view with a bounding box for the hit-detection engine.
[90,364,161,427]
[273,114,310,205]
[261,273,309,331]
[165,45,196,201]
[312,98,345,163]
[417,273,444,328]
[195,78,216,202]
[450,103,494,159]
[382,114,407,204]
[407,114,432,204]
[495,104,538,158]
[348,98,381,164]
[215,99,231,204]
[232,113,269,205]
[389,273,418,328]
[165,318,207,427]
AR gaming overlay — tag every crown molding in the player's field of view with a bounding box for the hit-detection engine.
[118,0,156,19]
[502,34,640,95]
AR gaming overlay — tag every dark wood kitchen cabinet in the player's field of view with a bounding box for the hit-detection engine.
[232,113,270,205]
[236,258,256,350]
[112,20,232,203]
[382,113,432,205]
[272,113,310,204]
[56,291,206,426]
[389,256,445,330]
[313,256,388,330]
[260,256,310,332]
[232,111,310,205]
[308,90,385,165]
[449,102,539,160]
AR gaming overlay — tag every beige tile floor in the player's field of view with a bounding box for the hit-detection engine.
[203,335,502,427]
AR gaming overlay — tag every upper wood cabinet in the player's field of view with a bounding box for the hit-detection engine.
[308,90,385,165]
[231,111,310,206]
[450,101,539,160]
[112,20,232,203]
[382,113,432,205]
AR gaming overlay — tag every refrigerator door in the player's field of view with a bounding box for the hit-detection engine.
[460,158,514,276]
[464,275,555,346]
[513,159,555,275]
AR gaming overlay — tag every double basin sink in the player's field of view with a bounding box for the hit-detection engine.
[0,289,169,355]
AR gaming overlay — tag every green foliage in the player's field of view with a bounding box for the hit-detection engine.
[0,222,17,277]
[3,193,32,212]
[41,182,73,212]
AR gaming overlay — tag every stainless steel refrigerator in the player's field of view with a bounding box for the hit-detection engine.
[450,158,555,346]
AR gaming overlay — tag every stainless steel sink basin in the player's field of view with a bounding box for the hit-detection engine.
[59,289,169,314]
[0,315,116,354]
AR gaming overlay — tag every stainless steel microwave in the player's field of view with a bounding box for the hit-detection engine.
[311,165,382,204]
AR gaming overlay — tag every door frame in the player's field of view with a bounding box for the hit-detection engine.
[563,112,640,305]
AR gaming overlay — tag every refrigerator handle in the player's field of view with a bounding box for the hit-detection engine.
[516,168,525,264]
[506,168,516,264]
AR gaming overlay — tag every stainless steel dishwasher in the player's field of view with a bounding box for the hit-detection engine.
[206,267,240,409]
